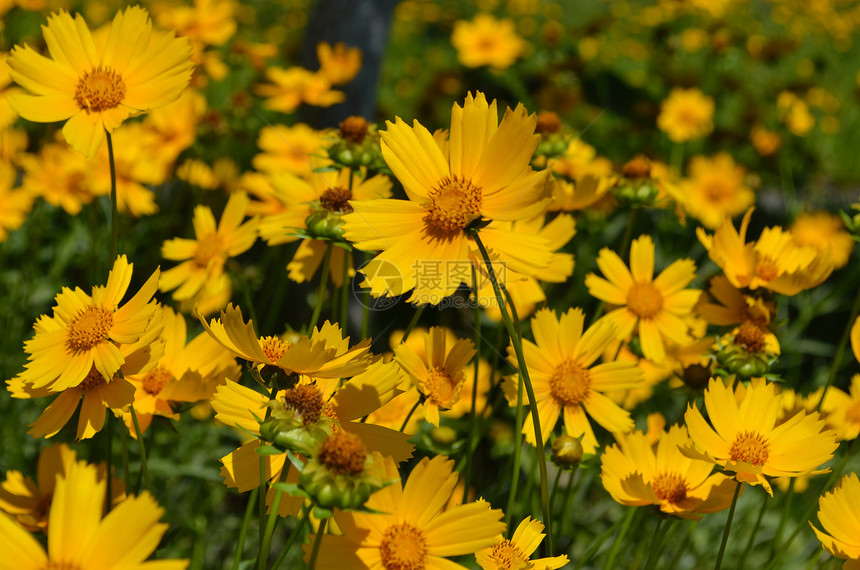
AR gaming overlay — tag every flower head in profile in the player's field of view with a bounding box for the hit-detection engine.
[657,87,715,143]
[585,234,701,363]
[451,13,525,69]
[476,516,569,570]
[811,472,860,567]
[6,6,193,157]
[684,377,838,495]
[601,425,737,519]
[343,91,553,303]
[0,460,187,570]
[505,308,643,453]
[306,455,505,569]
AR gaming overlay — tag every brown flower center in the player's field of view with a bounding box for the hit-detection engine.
[79,366,107,391]
[755,256,779,282]
[730,430,770,466]
[626,282,664,319]
[339,115,369,143]
[549,358,591,406]
[74,66,126,113]
[535,111,562,134]
[193,234,223,268]
[652,471,688,504]
[622,155,652,179]
[281,384,324,425]
[424,175,482,234]
[320,186,354,214]
[66,305,113,352]
[142,367,173,395]
[734,321,766,354]
[379,523,428,570]
[260,335,289,363]
[422,366,464,409]
[486,539,529,569]
[318,431,366,475]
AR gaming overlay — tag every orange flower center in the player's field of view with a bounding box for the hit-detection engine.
[142,366,173,395]
[730,430,770,466]
[626,282,664,319]
[379,522,428,570]
[845,401,860,425]
[320,186,354,214]
[652,471,688,504]
[260,335,289,363]
[79,366,107,391]
[703,179,731,202]
[193,234,223,268]
[339,116,369,143]
[281,384,324,425]
[755,256,779,282]
[422,366,464,409]
[74,66,126,113]
[486,539,528,569]
[549,358,591,406]
[424,175,482,234]
[318,431,366,475]
[734,321,766,353]
[66,305,113,352]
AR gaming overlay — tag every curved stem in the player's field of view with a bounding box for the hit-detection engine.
[574,506,631,570]
[308,242,333,333]
[738,490,768,569]
[129,405,151,493]
[307,516,328,570]
[106,130,118,261]
[471,230,552,554]
[259,465,290,570]
[816,285,860,411]
[399,397,421,433]
[643,516,667,570]
[232,487,259,570]
[715,481,743,570]
[400,304,425,344]
[463,266,482,504]
[273,504,311,569]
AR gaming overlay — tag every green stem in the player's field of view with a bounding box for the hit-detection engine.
[504,371,525,533]
[119,420,131,492]
[575,507,633,570]
[715,481,743,570]
[104,412,113,513]
[643,516,667,570]
[232,487,260,570]
[129,405,151,493]
[816,284,860,411]
[361,251,370,339]
[399,397,421,433]
[257,455,267,561]
[549,467,563,515]
[106,130,118,261]
[230,259,260,329]
[471,230,552,554]
[340,250,350,328]
[463,267,482,504]
[307,517,328,570]
[400,304,425,343]
[259,465,290,570]
[769,479,793,561]
[667,520,697,570]
[273,504,311,570]
[738,490,768,570]
[308,242,333,333]
[601,507,638,570]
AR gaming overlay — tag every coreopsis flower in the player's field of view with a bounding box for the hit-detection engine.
[853,315,860,364]
[817,375,860,442]
[778,91,814,136]
[140,88,206,164]
[6,6,193,157]
[152,0,237,70]
[0,161,33,242]
[252,123,329,176]
[677,153,755,230]
[504,308,643,453]
[585,234,701,363]
[657,87,715,143]
[12,255,160,391]
[601,425,737,519]
[548,138,616,209]
[18,141,97,215]
[394,326,477,426]
[751,125,781,156]
[790,210,855,269]
[0,53,21,128]
[256,66,344,114]
[696,275,776,329]
[306,455,505,569]
[0,443,76,531]
[0,461,188,570]
[317,41,361,85]
[0,126,28,163]
[122,305,240,435]
[476,516,569,570]
[451,13,525,69]
[684,377,838,495]
[811,472,860,568]
[342,91,554,303]
[159,191,258,309]
[697,208,835,296]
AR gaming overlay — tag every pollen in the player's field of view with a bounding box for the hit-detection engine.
[74,66,126,113]
[730,430,770,466]
[260,335,289,363]
[424,175,482,234]
[193,234,223,268]
[755,256,779,282]
[486,539,528,569]
[626,282,664,319]
[79,366,108,391]
[142,367,173,395]
[339,115,369,143]
[66,305,113,352]
[318,431,366,475]
[379,523,428,570]
[422,366,464,409]
[734,321,767,354]
[549,358,591,406]
[652,471,688,504]
[281,384,324,425]
[320,186,354,214]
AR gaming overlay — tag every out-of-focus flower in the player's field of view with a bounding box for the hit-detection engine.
[316,41,361,85]
[256,67,344,114]
[778,91,815,136]
[252,123,329,176]
[0,53,21,128]
[18,141,95,215]
[678,153,755,230]
[657,87,715,143]
[811,472,860,567]
[0,161,33,241]
[451,13,525,69]
[790,211,854,269]
[750,125,781,156]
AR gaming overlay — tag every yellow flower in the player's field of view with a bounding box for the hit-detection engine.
[451,13,525,69]
[0,53,21,128]
[601,425,737,519]
[696,275,775,328]
[697,208,835,296]
[0,161,33,242]
[317,41,361,85]
[505,308,643,453]
[342,92,553,303]
[819,375,860,442]
[252,123,329,176]
[811,472,860,567]
[0,460,188,570]
[657,87,715,143]
[160,191,258,306]
[585,234,701,363]
[684,377,838,495]
[306,455,505,568]
[0,443,76,531]
[395,327,476,427]
[256,66,344,114]
[790,210,855,269]
[6,6,193,157]
[18,141,96,215]
[140,87,206,164]
[678,152,755,230]
[476,516,569,570]
[750,125,781,156]
[778,91,814,136]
